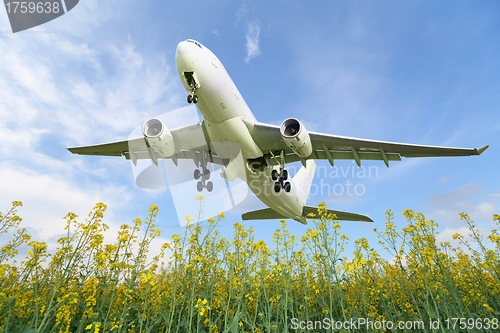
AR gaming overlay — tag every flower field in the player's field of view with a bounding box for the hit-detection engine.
[1,199,499,332]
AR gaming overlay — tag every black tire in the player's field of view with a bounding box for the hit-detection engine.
[187,95,193,104]
[197,181,204,192]
[203,168,210,180]
[194,169,201,180]
[193,95,198,103]
[271,169,279,181]
[284,182,291,193]
[274,182,281,193]
[206,181,213,192]
[282,169,288,180]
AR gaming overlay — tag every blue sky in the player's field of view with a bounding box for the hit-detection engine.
[1,0,499,258]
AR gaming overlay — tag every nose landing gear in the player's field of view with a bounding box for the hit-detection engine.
[187,93,198,104]
[183,72,199,104]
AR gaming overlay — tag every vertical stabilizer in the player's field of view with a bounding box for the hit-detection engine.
[293,160,316,207]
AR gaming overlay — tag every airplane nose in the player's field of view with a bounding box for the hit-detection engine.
[176,41,190,55]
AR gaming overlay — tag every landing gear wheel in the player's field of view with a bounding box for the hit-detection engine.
[197,181,203,192]
[274,182,281,193]
[284,182,291,193]
[192,95,198,104]
[187,95,193,104]
[282,169,288,181]
[206,181,213,192]
[271,169,279,181]
[203,168,210,180]
[194,169,201,180]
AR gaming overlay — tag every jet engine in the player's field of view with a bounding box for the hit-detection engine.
[280,118,313,158]
[143,118,175,157]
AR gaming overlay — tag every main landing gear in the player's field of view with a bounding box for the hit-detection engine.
[270,151,291,193]
[194,167,213,192]
[272,167,291,193]
[194,151,212,192]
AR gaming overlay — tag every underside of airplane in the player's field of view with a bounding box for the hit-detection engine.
[68,39,488,225]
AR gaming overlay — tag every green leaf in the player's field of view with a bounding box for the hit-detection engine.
[21,328,40,333]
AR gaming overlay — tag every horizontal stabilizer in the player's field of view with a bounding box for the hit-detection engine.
[302,206,373,222]
[241,206,373,223]
[242,208,285,221]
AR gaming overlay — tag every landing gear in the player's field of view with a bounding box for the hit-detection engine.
[194,151,212,192]
[187,94,198,104]
[206,181,213,192]
[184,71,199,104]
[272,169,288,181]
[195,167,211,191]
[271,151,291,193]
[273,170,291,193]
[196,180,213,192]
[194,168,210,180]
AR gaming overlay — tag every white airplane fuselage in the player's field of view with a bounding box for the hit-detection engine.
[175,40,309,223]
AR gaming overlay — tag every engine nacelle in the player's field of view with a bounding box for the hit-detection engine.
[280,118,313,158]
[143,118,175,157]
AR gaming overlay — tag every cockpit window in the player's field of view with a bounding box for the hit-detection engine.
[185,39,202,49]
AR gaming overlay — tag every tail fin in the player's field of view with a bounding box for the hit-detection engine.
[293,159,317,207]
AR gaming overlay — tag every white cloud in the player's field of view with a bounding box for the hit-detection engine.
[2,10,183,144]
[0,32,182,144]
[0,35,182,169]
[0,163,130,242]
[423,183,500,226]
[244,20,261,64]
[436,226,475,245]
[235,3,247,27]
[434,225,499,255]
[0,0,184,252]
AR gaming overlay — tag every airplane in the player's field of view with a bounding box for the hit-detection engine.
[68,39,489,225]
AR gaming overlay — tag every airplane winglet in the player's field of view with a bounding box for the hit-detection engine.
[476,144,489,155]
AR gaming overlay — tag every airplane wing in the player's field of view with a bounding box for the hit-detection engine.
[69,120,488,168]
[68,122,229,167]
[248,122,489,167]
